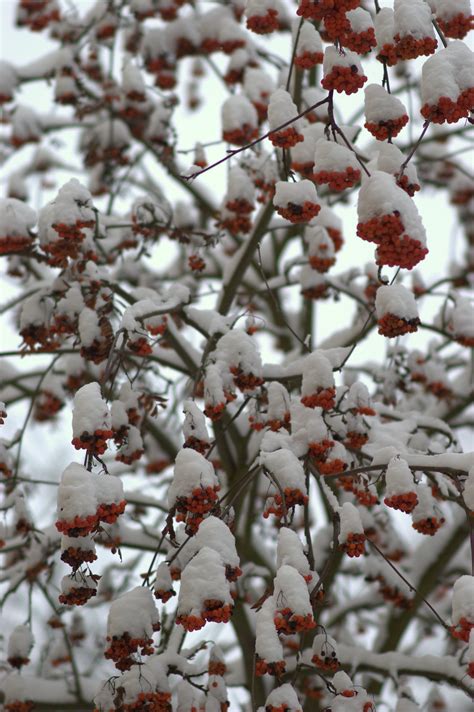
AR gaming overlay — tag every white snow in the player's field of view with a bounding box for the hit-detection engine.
[301,351,335,394]
[260,447,307,492]
[277,527,310,578]
[452,575,474,625]
[375,284,419,320]
[264,683,302,711]
[273,179,319,208]
[72,382,111,438]
[268,88,303,131]
[192,516,240,569]
[323,46,364,75]
[177,547,233,616]
[385,456,416,496]
[338,502,364,543]
[7,625,34,662]
[0,198,36,238]
[107,586,159,638]
[255,596,283,663]
[364,83,407,122]
[394,0,436,40]
[357,171,427,246]
[222,94,258,132]
[168,448,218,506]
[183,400,210,444]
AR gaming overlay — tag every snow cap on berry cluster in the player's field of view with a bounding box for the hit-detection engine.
[314,139,360,173]
[268,88,302,131]
[177,547,233,616]
[57,463,97,525]
[7,625,34,665]
[274,564,313,617]
[346,7,374,34]
[267,382,291,422]
[52,178,95,225]
[0,198,36,241]
[168,448,219,507]
[323,46,363,75]
[226,166,255,206]
[369,143,419,189]
[107,586,159,639]
[122,57,146,97]
[394,0,436,40]
[291,124,325,165]
[72,382,111,440]
[183,400,210,445]
[338,502,364,543]
[277,527,311,579]
[375,285,419,321]
[301,351,335,395]
[295,20,323,56]
[256,596,284,663]
[192,516,240,571]
[243,66,275,104]
[357,171,427,244]
[384,456,416,496]
[452,575,474,625]
[221,94,259,132]
[421,41,473,107]
[0,60,17,102]
[364,84,408,123]
[260,447,307,493]
[447,297,474,344]
[215,329,263,380]
[273,179,319,208]
[375,7,396,48]
[264,683,302,711]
